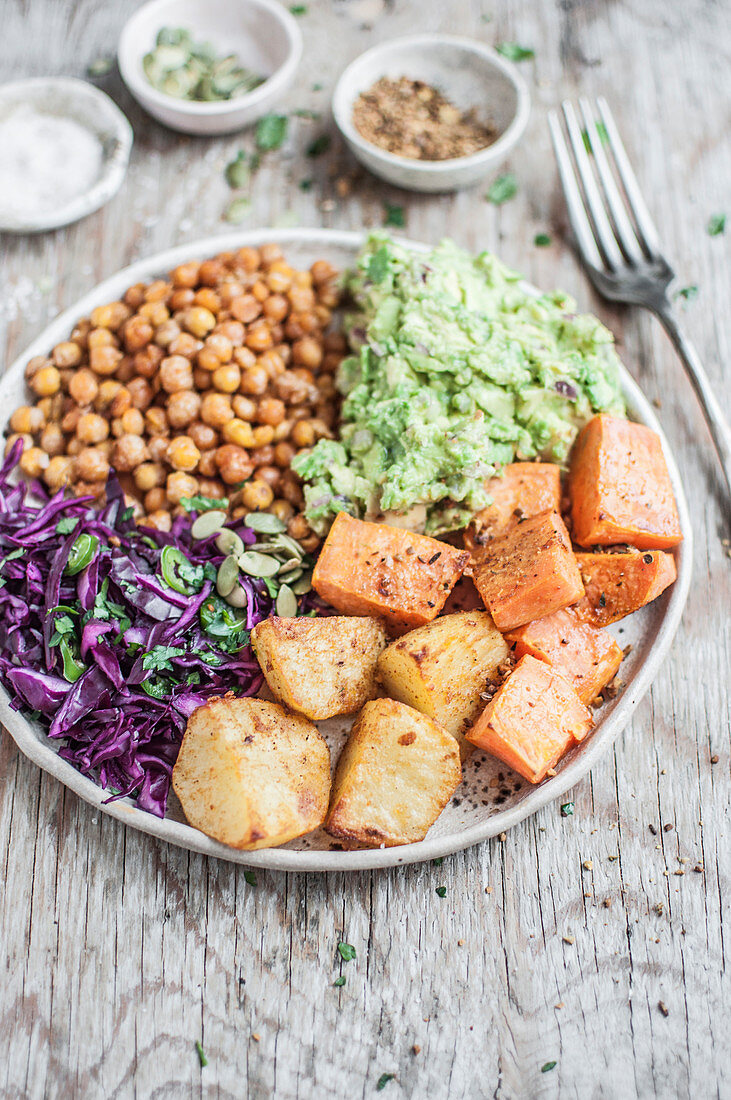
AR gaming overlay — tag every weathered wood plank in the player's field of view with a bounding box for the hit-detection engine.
[1,0,729,1097]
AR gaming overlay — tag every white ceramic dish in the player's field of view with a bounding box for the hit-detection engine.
[118,0,302,135]
[0,228,692,871]
[332,35,530,193]
[0,78,132,234]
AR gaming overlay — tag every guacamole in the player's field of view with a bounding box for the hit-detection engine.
[294,233,625,535]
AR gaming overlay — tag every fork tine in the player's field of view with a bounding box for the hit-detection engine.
[596,97,662,258]
[560,101,624,269]
[548,110,604,270]
[578,98,646,265]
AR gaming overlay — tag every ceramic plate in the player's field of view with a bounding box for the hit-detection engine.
[0,229,692,870]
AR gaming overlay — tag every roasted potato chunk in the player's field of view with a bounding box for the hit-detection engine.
[325,698,461,847]
[251,615,388,720]
[376,611,510,758]
[172,697,330,850]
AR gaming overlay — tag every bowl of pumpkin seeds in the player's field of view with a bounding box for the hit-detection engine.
[118,0,302,135]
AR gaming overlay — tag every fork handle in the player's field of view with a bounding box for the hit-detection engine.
[653,299,731,511]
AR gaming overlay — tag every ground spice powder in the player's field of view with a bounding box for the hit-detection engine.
[352,76,497,161]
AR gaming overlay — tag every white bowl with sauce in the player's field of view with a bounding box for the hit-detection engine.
[118,0,302,135]
[0,78,132,234]
[332,34,530,193]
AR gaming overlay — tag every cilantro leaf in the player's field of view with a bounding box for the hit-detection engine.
[333,976,346,987]
[225,151,252,189]
[435,886,447,898]
[541,1061,557,1073]
[55,517,79,535]
[376,1073,395,1091]
[290,3,307,12]
[486,173,518,205]
[224,197,251,225]
[383,203,405,228]
[299,178,313,191]
[179,494,229,513]
[675,285,698,304]
[244,870,257,887]
[337,942,356,961]
[142,645,187,674]
[496,42,535,61]
[707,213,726,237]
[534,233,551,247]
[306,133,331,157]
[195,1041,208,1068]
[256,113,289,152]
[560,802,574,817]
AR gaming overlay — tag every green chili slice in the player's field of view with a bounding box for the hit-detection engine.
[65,533,100,576]
[160,544,199,595]
[59,637,85,682]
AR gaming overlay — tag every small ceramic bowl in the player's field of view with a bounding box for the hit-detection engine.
[118,0,302,136]
[332,34,530,193]
[0,78,132,234]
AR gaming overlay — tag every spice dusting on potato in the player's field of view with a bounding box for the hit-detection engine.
[352,77,497,161]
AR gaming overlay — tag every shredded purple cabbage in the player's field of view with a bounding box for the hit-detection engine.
[0,441,276,817]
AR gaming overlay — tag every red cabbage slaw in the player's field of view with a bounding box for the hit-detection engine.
[0,440,274,817]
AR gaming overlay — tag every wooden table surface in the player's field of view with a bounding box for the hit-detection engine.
[1,1,729,1097]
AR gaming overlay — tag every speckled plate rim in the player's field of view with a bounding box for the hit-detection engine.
[0,228,692,871]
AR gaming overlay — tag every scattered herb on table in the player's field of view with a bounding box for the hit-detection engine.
[293,108,321,119]
[582,122,609,152]
[675,284,698,303]
[195,1041,208,1068]
[87,56,113,77]
[244,870,257,887]
[707,213,726,236]
[496,42,535,61]
[435,886,447,898]
[256,113,289,152]
[225,151,253,189]
[306,133,331,157]
[541,1061,557,1073]
[337,942,356,961]
[383,203,405,228]
[333,976,346,987]
[534,233,552,247]
[433,856,444,866]
[224,196,252,224]
[290,3,308,12]
[560,802,574,817]
[486,173,518,205]
[376,1073,395,1091]
[299,178,313,191]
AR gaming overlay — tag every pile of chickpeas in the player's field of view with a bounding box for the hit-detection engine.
[7,245,345,551]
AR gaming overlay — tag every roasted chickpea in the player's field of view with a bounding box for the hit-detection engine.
[215,444,254,485]
[10,405,45,435]
[200,392,234,429]
[62,407,81,434]
[89,346,122,376]
[245,321,274,353]
[219,281,245,308]
[240,365,268,396]
[166,435,201,472]
[270,498,295,523]
[274,371,311,405]
[19,446,49,478]
[311,259,337,286]
[240,480,274,511]
[232,394,257,421]
[168,332,201,359]
[119,407,144,436]
[96,380,124,412]
[154,319,181,349]
[5,433,33,457]
[198,258,224,286]
[144,510,172,532]
[222,418,255,448]
[273,441,296,468]
[143,280,171,304]
[91,301,130,330]
[115,356,136,383]
[205,333,233,363]
[292,336,324,370]
[145,407,168,435]
[160,355,194,394]
[260,243,283,267]
[255,465,282,491]
[280,471,305,508]
[212,364,241,394]
[193,288,221,314]
[166,390,201,429]
[148,436,170,463]
[25,355,49,382]
[250,444,274,467]
[291,419,316,448]
[251,424,275,447]
[144,487,167,512]
[44,455,75,491]
[52,341,83,368]
[230,294,261,324]
[184,306,216,338]
[172,261,200,288]
[127,377,154,411]
[257,350,286,380]
[30,365,61,397]
[121,317,153,353]
[40,423,65,457]
[67,437,83,456]
[256,397,286,426]
[193,368,212,391]
[170,288,195,312]
[233,346,257,371]
[198,450,218,478]
[76,412,110,444]
[287,514,312,542]
[113,434,149,472]
[273,418,294,443]
[76,447,110,482]
[196,347,221,373]
[236,246,261,272]
[322,352,343,374]
[166,471,199,504]
[134,462,166,492]
[188,422,219,451]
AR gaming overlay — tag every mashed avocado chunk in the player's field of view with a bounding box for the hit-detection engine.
[294,233,625,535]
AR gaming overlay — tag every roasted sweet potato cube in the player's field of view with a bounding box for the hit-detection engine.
[251,615,387,720]
[465,654,593,784]
[324,698,462,847]
[471,509,584,631]
[312,512,468,634]
[573,550,677,626]
[505,607,623,705]
[465,462,562,562]
[568,414,682,549]
[172,698,330,850]
[376,610,509,758]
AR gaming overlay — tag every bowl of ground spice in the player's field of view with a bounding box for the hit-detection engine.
[333,35,530,193]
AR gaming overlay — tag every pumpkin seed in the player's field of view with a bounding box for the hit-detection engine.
[276,584,298,618]
[291,573,312,595]
[271,534,305,560]
[244,511,287,535]
[216,555,240,597]
[238,550,281,578]
[215,528,245,557]
[191,510,227,540]
[224,584,248,609]
[277,557,303,576]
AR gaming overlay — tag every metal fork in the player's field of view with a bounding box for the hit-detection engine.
[548,97,731,509]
